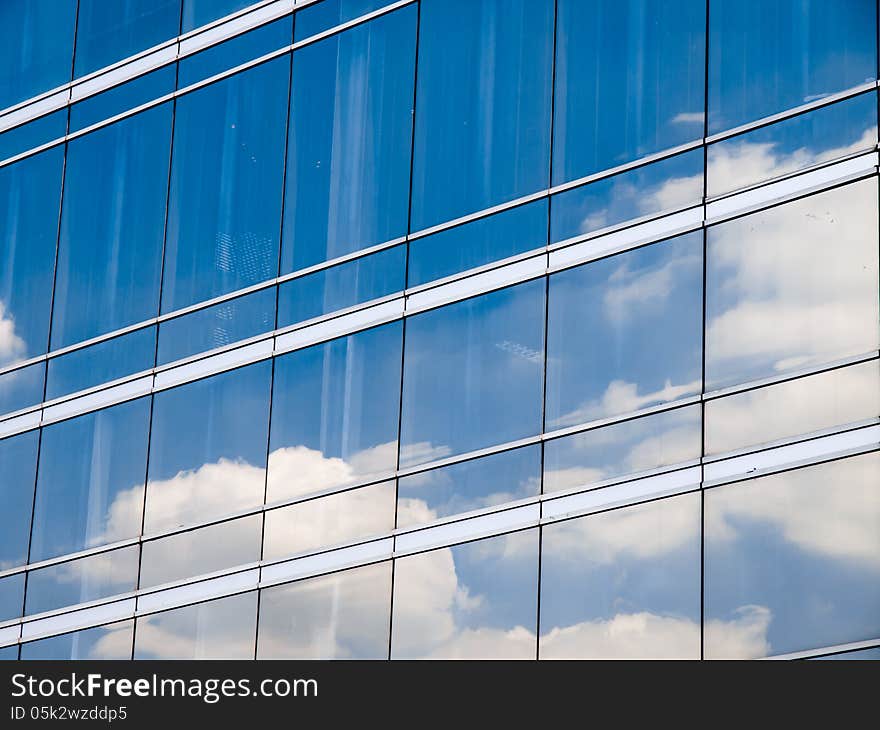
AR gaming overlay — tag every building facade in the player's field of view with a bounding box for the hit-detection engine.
[0,0,878,660]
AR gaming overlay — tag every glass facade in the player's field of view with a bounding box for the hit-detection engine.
[0,0,877,662]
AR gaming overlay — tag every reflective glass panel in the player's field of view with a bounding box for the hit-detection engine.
[163,58,289,312]
[400,280,545,467]
[281,7,416,272]
[263,481,395,562]
[550,149,704,244]
[140,514,262,589]
[20,620,134,660]
[181,0,254,32]
[0,573,24,622]
[407,200,548,288]
[0,0,76,109]
[0,361,45,417]
[397,445,541,530]
[543,406,702,495]
[267,323,401,502]
[31,397,151,562]
[546,233,703,428]
[146,361,272,533]
[53,105,172,348]
[708,0,877,133]
[391,529,539,659]
[134,591,257,659]
[708,92,879,198]
[0,148,64,364]
[0,646,17,660]
[704,452,880,658]
[553,0,705,184]
[0,431,38,569]
[813,646,880,661]
[257,561,391,659]
[74,0,182,76]
[25,545,140,615]
[0,111,66,161]
[278,245,404,329]
[294,0,388,40]
[410,0,554,230]
[705,360,880,456]
[541,492,701,658]
[705,180,880,389]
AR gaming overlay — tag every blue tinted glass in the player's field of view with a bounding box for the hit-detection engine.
[70,65,176,133]
[25,546,140,615]
[158,288,275,366]
[708,92,879,197]
[397,444,541,529]
[178,17,292,88]
[554,0,705,184]
[20,620,134,660]
[411,0,554,231]
[0,112,66,161]
[0,148,64,363]
[30,397,151,562]
[145,361,272,532]
[709,0,877,133]
[74,0,182,77]
[550,149,704,244]
[278,246,404,328]
[0,0,76,109]
[46,328,156,401]
[546,233,703,428]
[53,105,172,348]
[0,573,24,622]
[814,646,880,661]
[182,0,254,32]
[401,280,545,468]
[294,0,387,40]
[0,646,17,660]
[0,362,45,417]
[163,59,289,312]
[281,8,416,272]
[0,432,38,570]
[267,323,402,503]
[408,200,548,288]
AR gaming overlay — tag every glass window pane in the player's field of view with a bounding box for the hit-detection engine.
[0,148,65,364]
[397,445,541,530]
[0,361,45,417]
[407,200,548,288]
[20,620,133,660]
[294,0,388,40]
[139,514,262,589]
[0,573,24,622]
[401,280,545,468]
[0,111,66,161]
[31,398,151,562]
[812,646,880,661]
[157,287,275,366]
[257,561,391,659]
[540,492,701,659]
[391,529,539,659]
[53,105,172,348]
[146,361,272,533]
[181,0,254,32]
[705,179,880,390]
[74,0,181,77]
[134,591,257,659]
[543,406,702,495]
[411,0,554,230]
[546,233,703,428]
[281,8,416,272]
[278,245,405,329]
[25,546,140,615]
[0,646,17,660]
[708,92,878,198]
[553,0,705,184]
[706,360,880,456]
[46,327,156,401]
[708,0,877,133]
[263,481,395,562]
[0,432,38,570]
[0,0,76,109]
[268,323,401,503]
[163,59,289,312]
[550,149,704,244]
[704,452,880,658]
[178,16,292,88]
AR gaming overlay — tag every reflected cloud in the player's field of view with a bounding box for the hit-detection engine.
[0,301,26,366]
